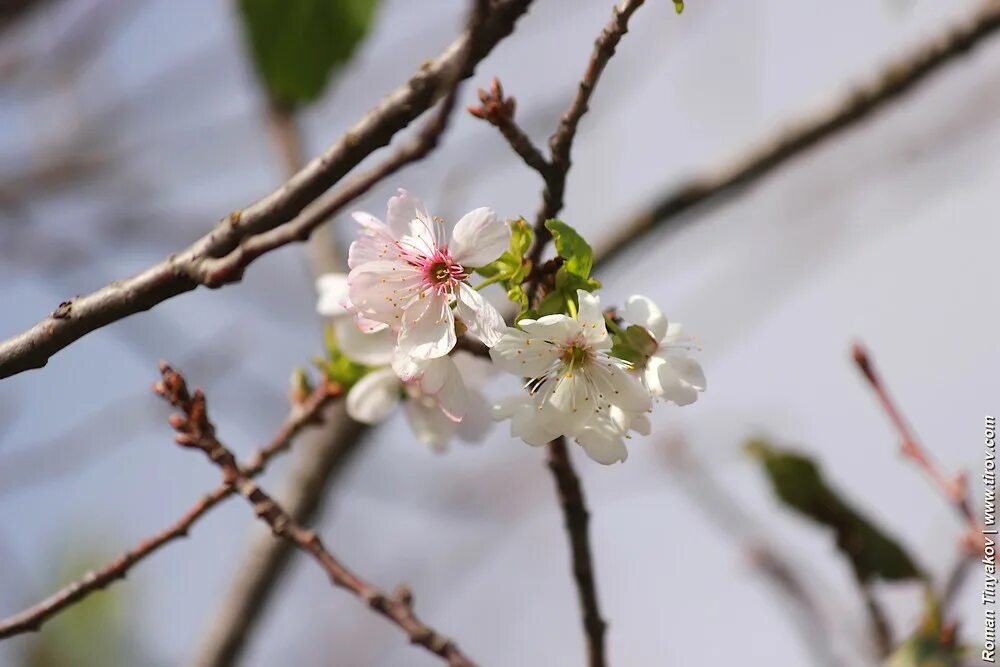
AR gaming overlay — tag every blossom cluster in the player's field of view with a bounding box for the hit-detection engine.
[315,190,705,464]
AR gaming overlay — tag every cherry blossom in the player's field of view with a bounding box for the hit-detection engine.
[490,290,651,464]
[347,189,509,360]
[622,294,706,406]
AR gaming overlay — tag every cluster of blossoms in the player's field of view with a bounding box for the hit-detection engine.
[315,190,705,464]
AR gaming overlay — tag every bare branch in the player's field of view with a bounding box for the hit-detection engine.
[546,437,606,667]
[468,77,551,176]
[0,0,533,380]
[594,0,1000,268]
[0,381,338,639]
[156,363,477,667]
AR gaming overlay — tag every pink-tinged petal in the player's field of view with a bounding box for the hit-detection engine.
[315,273,350,317]
[397,293,456,359]
[418,356,466,422]
[449,207,507,268]
[355,313,389,333]
[348,260,423,323]
[346,368,402,424]
[455,283,505,347]
[623,295,668,341]
[334,318,394,366]
[385,189,429,239]
[576,290,610,350]
[348,212,401,269]
[403,398,456,451]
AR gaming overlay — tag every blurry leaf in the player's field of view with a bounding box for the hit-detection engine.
[314,324,370,388]
[746,439,922,583]
[25,548,136,667]
[885,597,964,667]
[545,219,593,279]
[673,1,684,14]
[238,0,380,106]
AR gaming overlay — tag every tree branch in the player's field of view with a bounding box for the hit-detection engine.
[593,0,1000,268]
[0,381,339,639]
[0,0,533,380]
[546,438,606,667]
[156,363,477,667]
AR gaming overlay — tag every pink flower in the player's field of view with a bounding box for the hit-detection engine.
[347,190,509,359]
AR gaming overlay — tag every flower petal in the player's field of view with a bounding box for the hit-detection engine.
[623,294,668,340]
[489,328,560,377]
[404,398,456,452]
[348,211,401,269]
[418,356,466,421]
[667,354,707,391]
[589,358,652,413]
[576,420,628,465]
[456,283,505,347]
[576,290,611,349]
[346,368,401,424]
[385,189,429,239]
[655,359,700,406]
[397,293,456,359]
[348,260,422,323]
[517,314,581,342]
[334,318,395,366]
[316,273,350,317]
[449,207,508,268]
[456,389,493,443]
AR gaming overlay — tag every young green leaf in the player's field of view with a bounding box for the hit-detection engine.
[746,439,922,583]
[314,324,370,388]
[238,0,380,106]
[545,219,594,279]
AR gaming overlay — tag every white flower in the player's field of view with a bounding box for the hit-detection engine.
[622,294,706,406]
[490,290,652,465]
[347,189,509,360]
[345,354,490,451]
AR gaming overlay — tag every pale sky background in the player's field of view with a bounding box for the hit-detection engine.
[0,0,998,665]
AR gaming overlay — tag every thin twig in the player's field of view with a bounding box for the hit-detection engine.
[852,343,979,540]
[155,363,477,667]
[527,0,647,278]
[547,438,606,667]
[594,0,1000,268]
[0,381,338,639]
[0,0,533,380]
[468,77,551,176]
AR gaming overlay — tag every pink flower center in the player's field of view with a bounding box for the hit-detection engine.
[415,249,465,295]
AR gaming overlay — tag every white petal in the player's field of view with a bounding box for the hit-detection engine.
[489,328,560,377]
[590,358,652,413]
[316,273,350,317]
[576,290,611,350]
[510,402,561,446]
[334,318,395,366]
[623,294,668,341]
[404,398,456,452]
[397,293,456,359]
[518,314,581,342]
[548,372,588,415]
[449,207,508,268]
[667,354,707,391]
[455,283,505,347]
[385,189,429,239]
[643,356,666,395]
[346,368,401,423]
[629,412,652,436]
[492,395,529,421]
[575,416,628,465]
[391,352,425,382]
[655,360,700,406]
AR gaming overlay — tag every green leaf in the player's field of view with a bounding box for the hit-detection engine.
[746,439,922,583]
[545,219,593,279]
[673,1,684,14]
[238,0,380,106]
